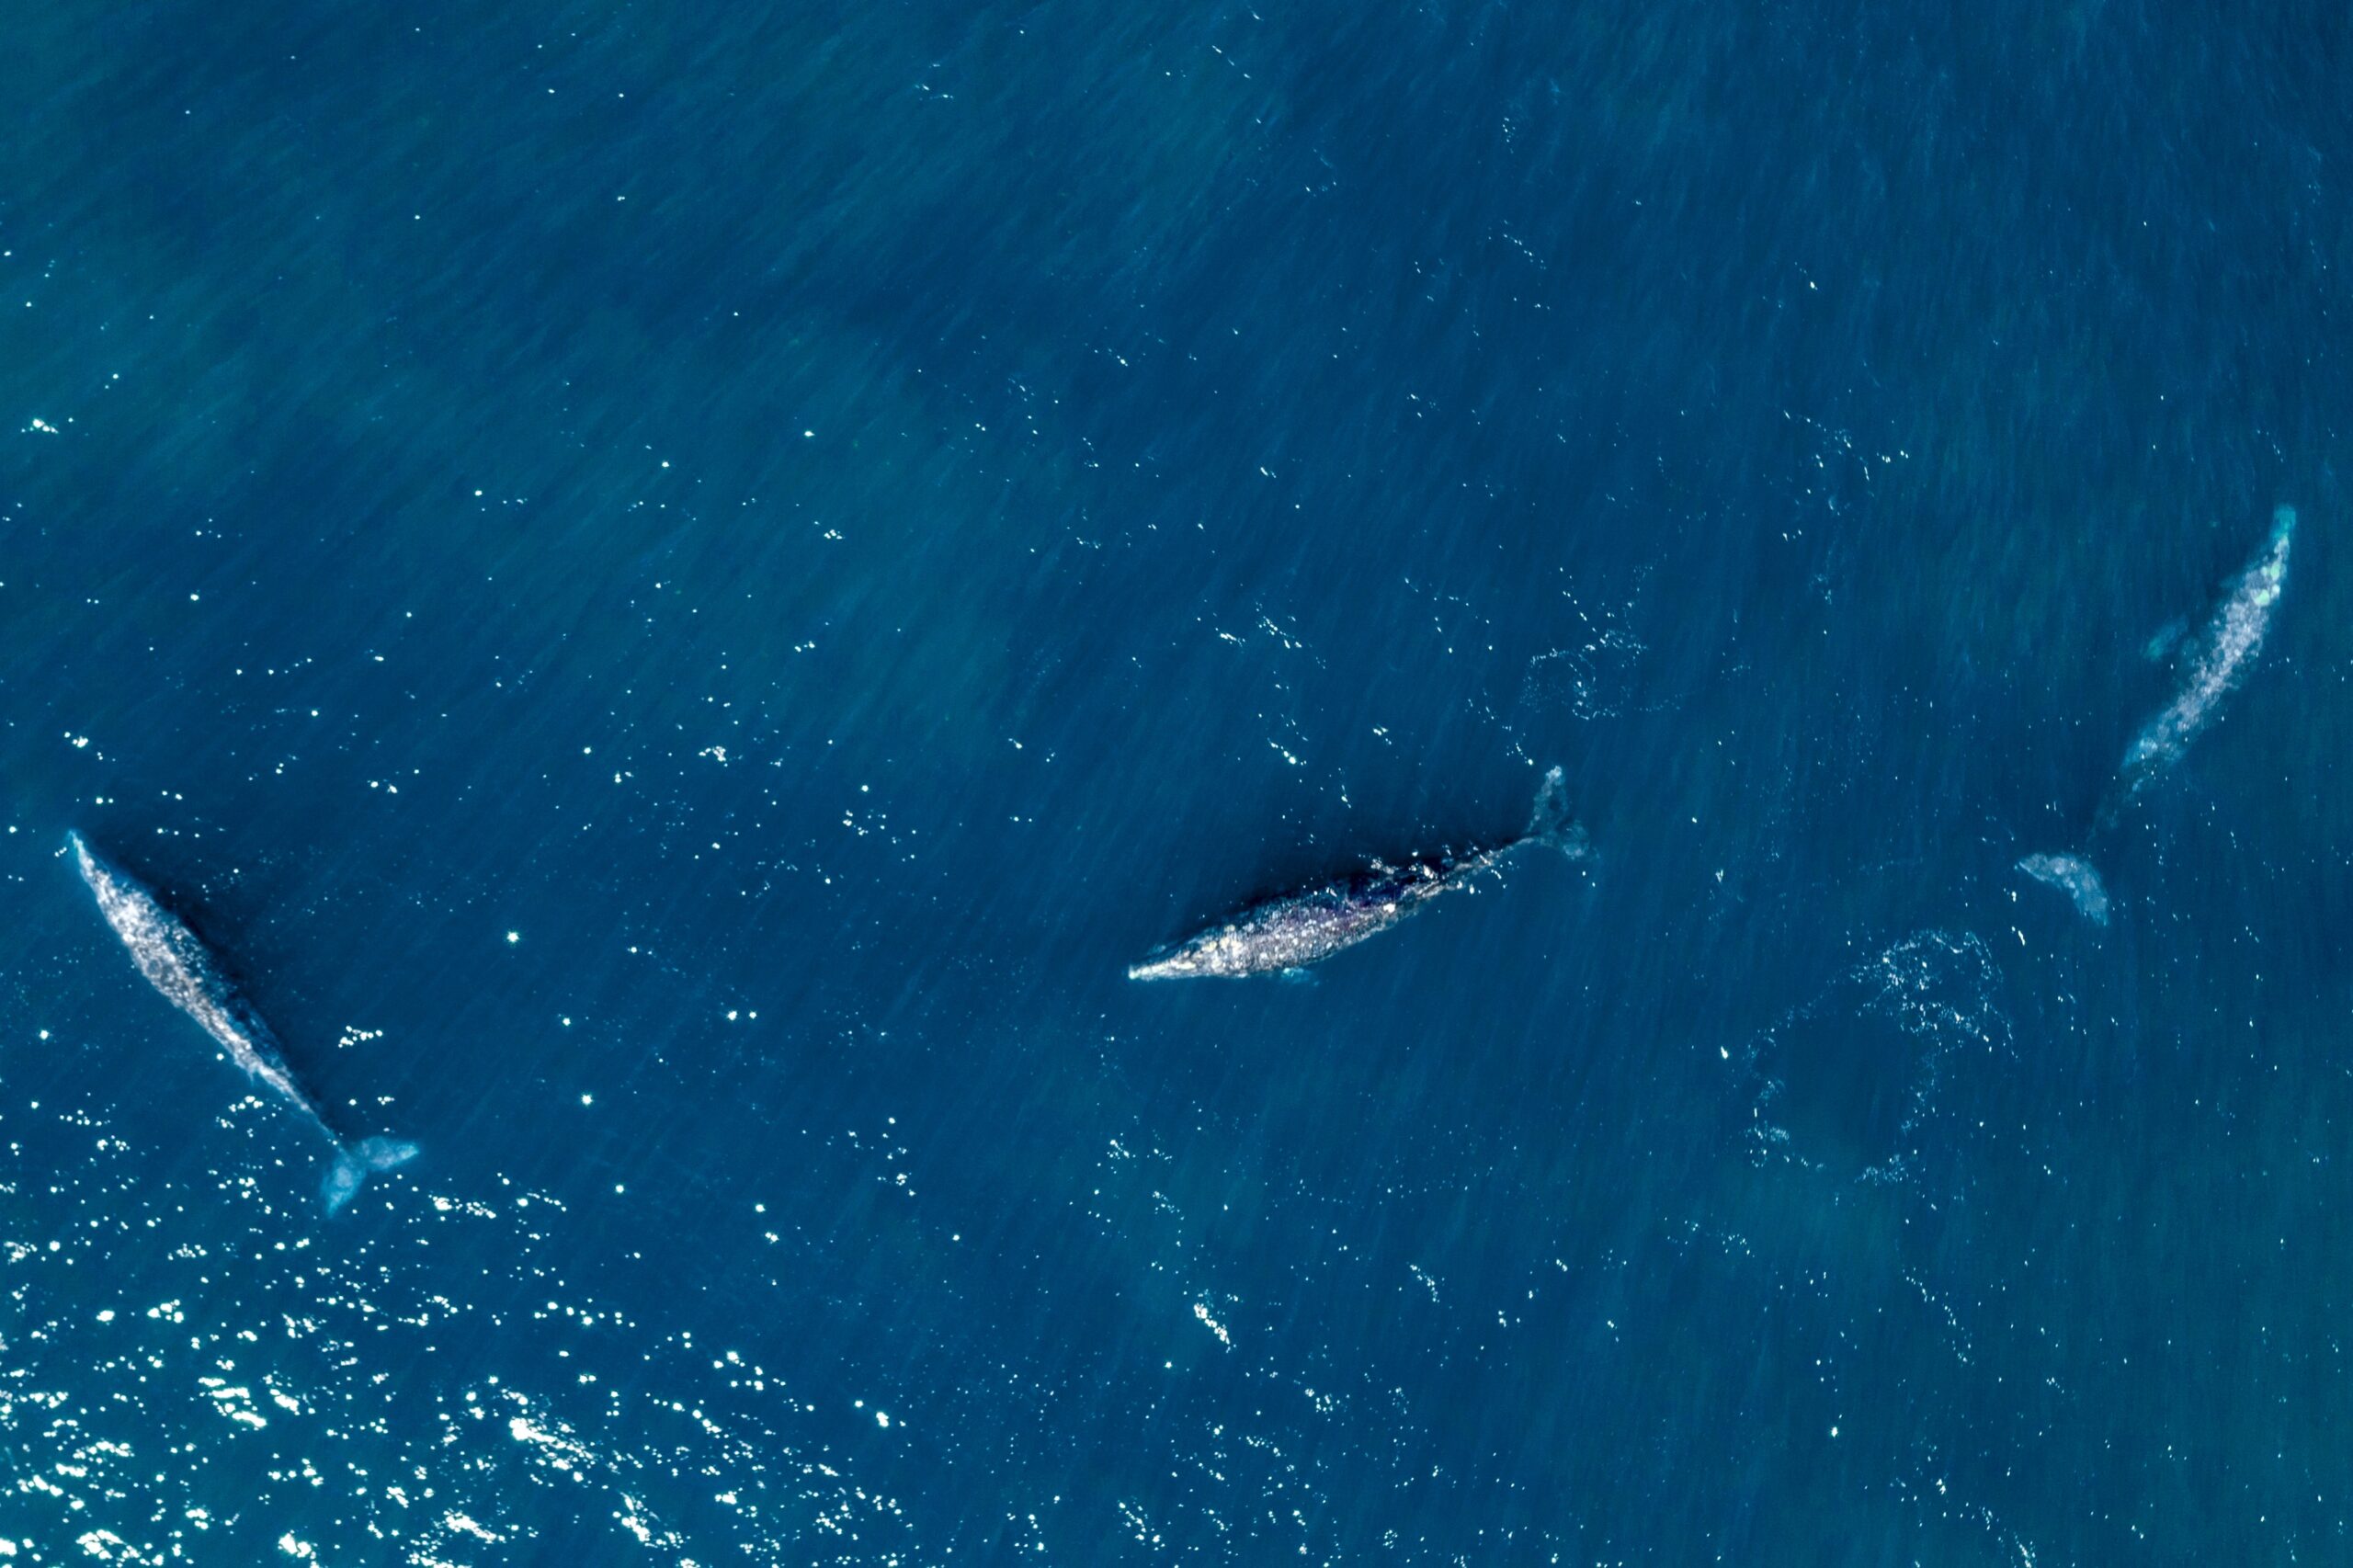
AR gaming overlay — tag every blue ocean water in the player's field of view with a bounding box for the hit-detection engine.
[3,0,2350,1561]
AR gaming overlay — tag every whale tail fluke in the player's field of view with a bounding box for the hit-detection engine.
[2018,852,2110,927]
[1524,766,1591,861]
[324,1135,420,1214]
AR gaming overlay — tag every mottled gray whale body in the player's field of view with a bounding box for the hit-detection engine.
[2106,504,2296,818]
[2017,851,2110,926]
[2018,505,2297,925]
[1130,767,1587,981]
[67,832,415,1212]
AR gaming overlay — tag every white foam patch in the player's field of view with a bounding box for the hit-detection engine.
[1192,1302,1233,1346]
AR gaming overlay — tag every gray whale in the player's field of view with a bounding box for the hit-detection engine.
[1131,767,1588,981]
[2019,504,2297,925]
[68,832,415,1212]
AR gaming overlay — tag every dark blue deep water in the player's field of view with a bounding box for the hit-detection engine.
[4,2,2351,1562]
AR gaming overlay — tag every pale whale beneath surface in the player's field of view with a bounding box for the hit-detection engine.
[1130,767,1588,981]
[66,832,416,1213]
[2017,852,2110,926]
[2022,505,2297,926]
[2109,504,2296,812]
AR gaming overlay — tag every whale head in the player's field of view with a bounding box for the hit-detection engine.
[1128,948,1210,982]
[63,830,105,888]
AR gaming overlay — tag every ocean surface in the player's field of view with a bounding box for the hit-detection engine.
[3,1,2350,1562]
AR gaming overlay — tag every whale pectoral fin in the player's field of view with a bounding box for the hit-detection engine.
[1278,967,1319,986]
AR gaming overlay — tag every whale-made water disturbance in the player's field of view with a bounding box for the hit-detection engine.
[67,831,416,1212]
[2018,505,2297,925]
[1130,767,1587,981]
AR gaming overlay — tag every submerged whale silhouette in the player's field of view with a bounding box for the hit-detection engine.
[67,832,415,1212]
[2107,504,2296,817]
[2018,504,2297,925]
